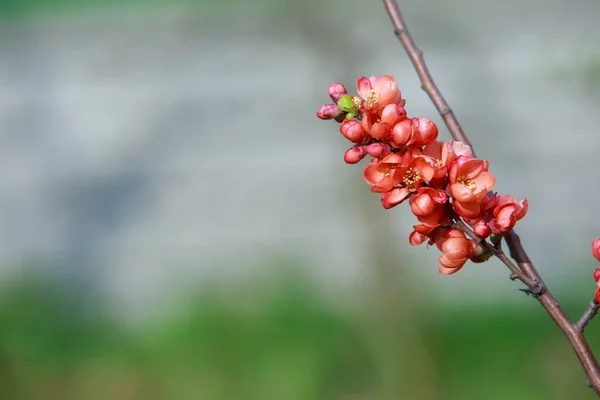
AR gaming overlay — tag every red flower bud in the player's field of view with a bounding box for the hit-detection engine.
[473,220,491,239]
[343,146,367,164]
[389,118,413,147]
[410,191,435,217]
[411,118,438,147]
[593,238,600,263]
[594,268,600,282]
[317,103,342,120]
[364,143,390,158]
[328,83,347,103]
[409,230,427,246]
[339,119,365,143]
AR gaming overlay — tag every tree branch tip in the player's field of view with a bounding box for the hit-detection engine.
[577,299,600,331]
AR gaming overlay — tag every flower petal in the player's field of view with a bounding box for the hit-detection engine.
[356,77,372,100]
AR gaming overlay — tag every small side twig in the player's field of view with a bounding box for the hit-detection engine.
[382,0,600,395]
[577,300,600,332]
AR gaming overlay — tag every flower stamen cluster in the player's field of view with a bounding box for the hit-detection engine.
[318,75,528,274]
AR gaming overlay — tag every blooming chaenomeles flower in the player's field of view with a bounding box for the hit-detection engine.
[317,75,528,275]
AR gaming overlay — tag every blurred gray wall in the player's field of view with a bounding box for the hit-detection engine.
[0,0,599,315]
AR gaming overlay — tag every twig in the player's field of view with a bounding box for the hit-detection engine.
[381,0,474,155]
[578,300,600,332]
[382,0,600,395]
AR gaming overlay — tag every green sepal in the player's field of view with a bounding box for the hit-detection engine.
[337,95,357,114]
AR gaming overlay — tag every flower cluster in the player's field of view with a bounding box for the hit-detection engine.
[317,75,528,274]
[592,239,600,302]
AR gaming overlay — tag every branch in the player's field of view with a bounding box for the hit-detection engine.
[382,0,600,395]
[577,300,600,332]
[381,0,474,155]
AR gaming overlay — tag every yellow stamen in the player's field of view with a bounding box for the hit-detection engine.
[382,163,398,177]
[403,168,423,191]
[366,89,379,108]
[457,175,476,190]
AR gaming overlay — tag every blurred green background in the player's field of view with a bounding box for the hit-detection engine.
[1,0,600,399]
[2,266,600,399]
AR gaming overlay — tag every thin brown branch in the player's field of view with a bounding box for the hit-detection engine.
[381,0,474,155]
[577,300,600,332]
[535,293,600,393]
[382,0,600,395]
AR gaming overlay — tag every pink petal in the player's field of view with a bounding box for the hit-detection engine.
[356,77,372,100]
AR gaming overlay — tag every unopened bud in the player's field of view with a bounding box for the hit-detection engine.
[473,220,491,239]
[343,146,367,164]
[411,118,439,147]
[389,118,413,147]
[365,143,389,158]
[328,83,347,103]
[593,238,600,263]
[340,119,365,143]
[317,103,342,120]
[344,146,367,164]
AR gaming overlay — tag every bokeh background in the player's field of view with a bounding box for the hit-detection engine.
[1,0,600,398]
